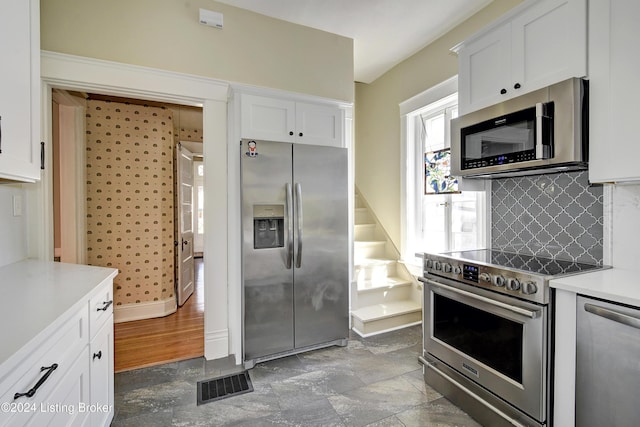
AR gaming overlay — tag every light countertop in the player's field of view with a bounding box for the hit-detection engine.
[550,267,640,307]
[0,260,118,366]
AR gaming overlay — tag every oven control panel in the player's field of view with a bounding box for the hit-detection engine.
[422,254,547,304]
[463,264,479,282]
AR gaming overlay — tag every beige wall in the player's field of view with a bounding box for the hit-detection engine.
[355,0,523,248]
[85,100,175,307]
[40,0,354,102]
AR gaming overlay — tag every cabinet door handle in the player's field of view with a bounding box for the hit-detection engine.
[97,300,113,312]
[289,131,294,136]
[298,132,303,137]
[14,364,59,399]
[514,83,521,89]
[500,88,507,95]
[40,142,45,170]
[93,351,103,361]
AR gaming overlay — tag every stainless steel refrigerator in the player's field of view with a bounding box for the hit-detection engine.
[241,139,349,367]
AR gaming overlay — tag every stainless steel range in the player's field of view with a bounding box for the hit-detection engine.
[418,249,604,427]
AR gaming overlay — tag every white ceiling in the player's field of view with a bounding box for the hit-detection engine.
[215,0,493,83]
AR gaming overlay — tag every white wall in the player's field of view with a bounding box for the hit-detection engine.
[355,0,523,247]
[41,0,354,103]
[611,184,640,269]
[0,184,28,267]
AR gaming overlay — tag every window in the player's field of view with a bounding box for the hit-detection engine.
[401,79,486,265]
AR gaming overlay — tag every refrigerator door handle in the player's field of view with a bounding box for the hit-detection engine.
[295,182,303,268]
[285,183,294,269]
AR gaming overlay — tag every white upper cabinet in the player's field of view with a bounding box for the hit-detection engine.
[457,24,511,114]
[240,94,344,147]
[0,0,40,182]
[240,94,296,143]
[588,0,640,183]
[457,0,587,115]
[294,102,344,147]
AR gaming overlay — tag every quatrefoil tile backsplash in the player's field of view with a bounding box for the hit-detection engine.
[491,171,603,265]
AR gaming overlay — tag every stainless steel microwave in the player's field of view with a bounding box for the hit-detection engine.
[451,78,588,178]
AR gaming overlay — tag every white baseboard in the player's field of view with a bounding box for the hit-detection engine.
[114,298,177,323]
[204,329,230,361]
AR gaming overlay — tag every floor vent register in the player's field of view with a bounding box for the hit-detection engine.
[197,371,254,405]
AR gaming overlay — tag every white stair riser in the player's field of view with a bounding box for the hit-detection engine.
[354,208,372,224]
[354,242,387,260]
[354,224,376,241]
[357,286,413,307]
[352,311,422,336]
[354,262,398,281]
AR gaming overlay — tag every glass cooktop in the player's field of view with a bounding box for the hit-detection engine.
[443,249,602,277]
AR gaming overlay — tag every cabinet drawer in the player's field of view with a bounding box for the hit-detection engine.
[89,284,113,339]
[0,308,88,426]
[25,348,90,427]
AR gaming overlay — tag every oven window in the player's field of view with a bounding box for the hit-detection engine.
[433,293,523,383]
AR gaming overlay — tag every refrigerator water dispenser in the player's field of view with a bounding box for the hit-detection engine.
[253,204,284,249]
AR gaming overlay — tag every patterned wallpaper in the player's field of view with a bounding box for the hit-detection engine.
[86,100,175,306]
[491,171,603,265]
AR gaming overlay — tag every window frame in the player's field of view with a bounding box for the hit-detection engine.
[400,76,490,270]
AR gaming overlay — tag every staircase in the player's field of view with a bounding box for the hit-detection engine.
[351,190,422,337]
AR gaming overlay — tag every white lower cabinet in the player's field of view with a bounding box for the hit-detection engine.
[27,348,91,427]
[0,267,115,427]
[89,317,114,427]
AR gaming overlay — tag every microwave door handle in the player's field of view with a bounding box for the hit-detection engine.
[535,102,551,160]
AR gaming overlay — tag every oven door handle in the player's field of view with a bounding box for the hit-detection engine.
[422,278,540,319]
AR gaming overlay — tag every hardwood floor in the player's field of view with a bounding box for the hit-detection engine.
[114,258,204,372]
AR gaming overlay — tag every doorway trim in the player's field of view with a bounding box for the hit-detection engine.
[34,51,231,360]
[51,89,86,264]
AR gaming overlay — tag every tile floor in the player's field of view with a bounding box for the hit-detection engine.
[112,325,480,426]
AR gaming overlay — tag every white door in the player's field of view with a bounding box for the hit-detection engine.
[193,160,204,255]
[176,143,194,306]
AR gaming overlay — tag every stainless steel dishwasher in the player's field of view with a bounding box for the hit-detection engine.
[576,295,640,427]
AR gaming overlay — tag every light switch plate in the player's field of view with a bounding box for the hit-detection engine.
[13,195,22,217]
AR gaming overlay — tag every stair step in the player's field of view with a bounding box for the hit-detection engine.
[354,223,376,241]
[351,300,422,337]
[356,277,414,307]
[351,191,422,338]
[357,276,412,293]
[352,300,421,322]
[354,258,398,280]
[354,241,387,260]
[355,208,372,224]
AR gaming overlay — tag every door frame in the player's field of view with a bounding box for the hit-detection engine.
[33,51,231,361]
[51,89,87,264]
